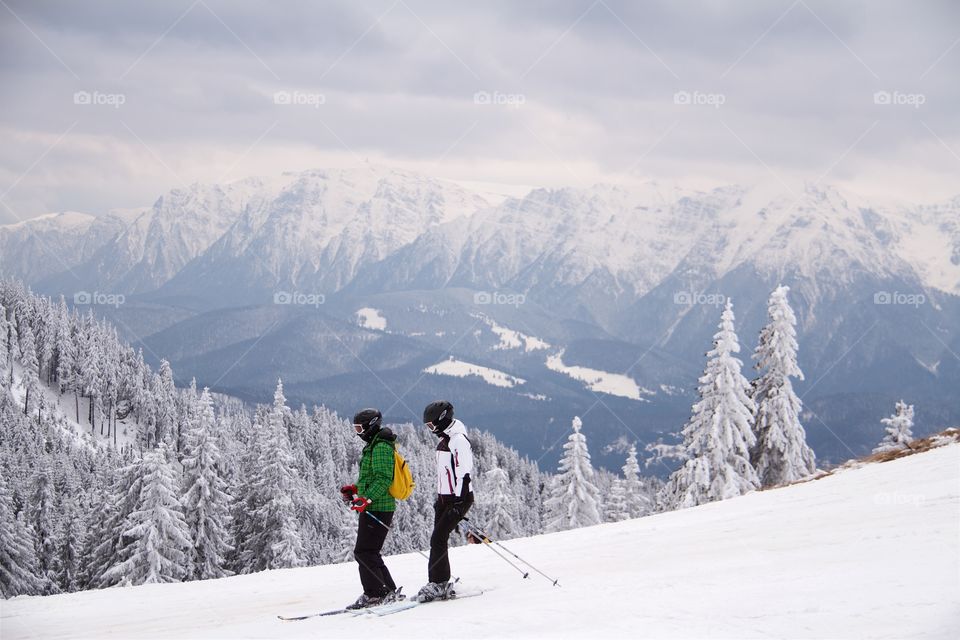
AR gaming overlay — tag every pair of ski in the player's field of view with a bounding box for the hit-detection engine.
[278,587,484,621]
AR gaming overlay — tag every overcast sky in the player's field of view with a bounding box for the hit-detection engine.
[1,0,958,222]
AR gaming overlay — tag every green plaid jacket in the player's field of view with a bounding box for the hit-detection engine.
[357,431,396,512]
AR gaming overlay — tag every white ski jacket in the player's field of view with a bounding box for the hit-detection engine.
[436,419,474,497]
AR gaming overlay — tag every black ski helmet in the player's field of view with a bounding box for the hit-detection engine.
[423,400,454,433]
[353,408,382,441]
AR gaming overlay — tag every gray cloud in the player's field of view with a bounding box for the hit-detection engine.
[1,0,958,223]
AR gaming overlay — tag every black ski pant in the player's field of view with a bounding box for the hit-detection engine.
[354,510,396,597]
[428,494,474,584]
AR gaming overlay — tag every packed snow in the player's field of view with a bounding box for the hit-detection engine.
[5,444,957,639]
[423,357,525,388]
[545,350,653,400]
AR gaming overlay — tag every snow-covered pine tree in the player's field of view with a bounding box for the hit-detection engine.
[239,380,304,572]
[78,316,101,429]
[0,473,42,597]
[101,445,192,585]
[603,478,629,522]
[79,486,114,590]
[544,417,602,532]
[660,299,759,510]
[29,466,61,594]
[154,360,177,448]
[182,389,234,580]
[19,323,41,418]
[57,495,85,592]
[873,400,915,453]
[0,303,9,384]
[5,309,18,386]
[750,285,816,487]
[478,466,518,538]
[621,445,652,518]
[54,303,75,396]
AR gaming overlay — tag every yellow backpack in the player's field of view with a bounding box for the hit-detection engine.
[389,448,415,500]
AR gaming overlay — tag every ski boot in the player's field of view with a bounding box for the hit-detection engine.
[381,587,406,604]
[345,593,382,610]
[416,581,454,603]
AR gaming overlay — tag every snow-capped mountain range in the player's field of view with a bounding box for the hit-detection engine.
[5,167,957,307]
[2,166,958,469]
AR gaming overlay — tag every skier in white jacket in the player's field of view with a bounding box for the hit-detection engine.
[416,400,474,602]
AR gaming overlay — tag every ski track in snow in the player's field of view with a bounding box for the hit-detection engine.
[4,445,958,639]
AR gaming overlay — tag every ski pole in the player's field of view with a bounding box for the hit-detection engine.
[468,528,530,579]
[462,517,561,587]
[344,498,432,562]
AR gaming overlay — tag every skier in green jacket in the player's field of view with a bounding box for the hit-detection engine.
[340,408,404,609]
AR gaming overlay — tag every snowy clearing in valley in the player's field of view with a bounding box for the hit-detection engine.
[480,317,550,352]
[5,444,957,639]
[355,307,387,331]
[423,357,525,388]
[545,350,653,401]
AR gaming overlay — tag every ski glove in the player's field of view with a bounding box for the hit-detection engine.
[350,496,372,513]
[450,497,469,518]
[340,484,357,504]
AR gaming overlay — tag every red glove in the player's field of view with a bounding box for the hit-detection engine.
[350,496,372,513]
[340,484,357,504]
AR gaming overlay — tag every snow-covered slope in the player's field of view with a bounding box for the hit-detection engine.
[6,444,957,639]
